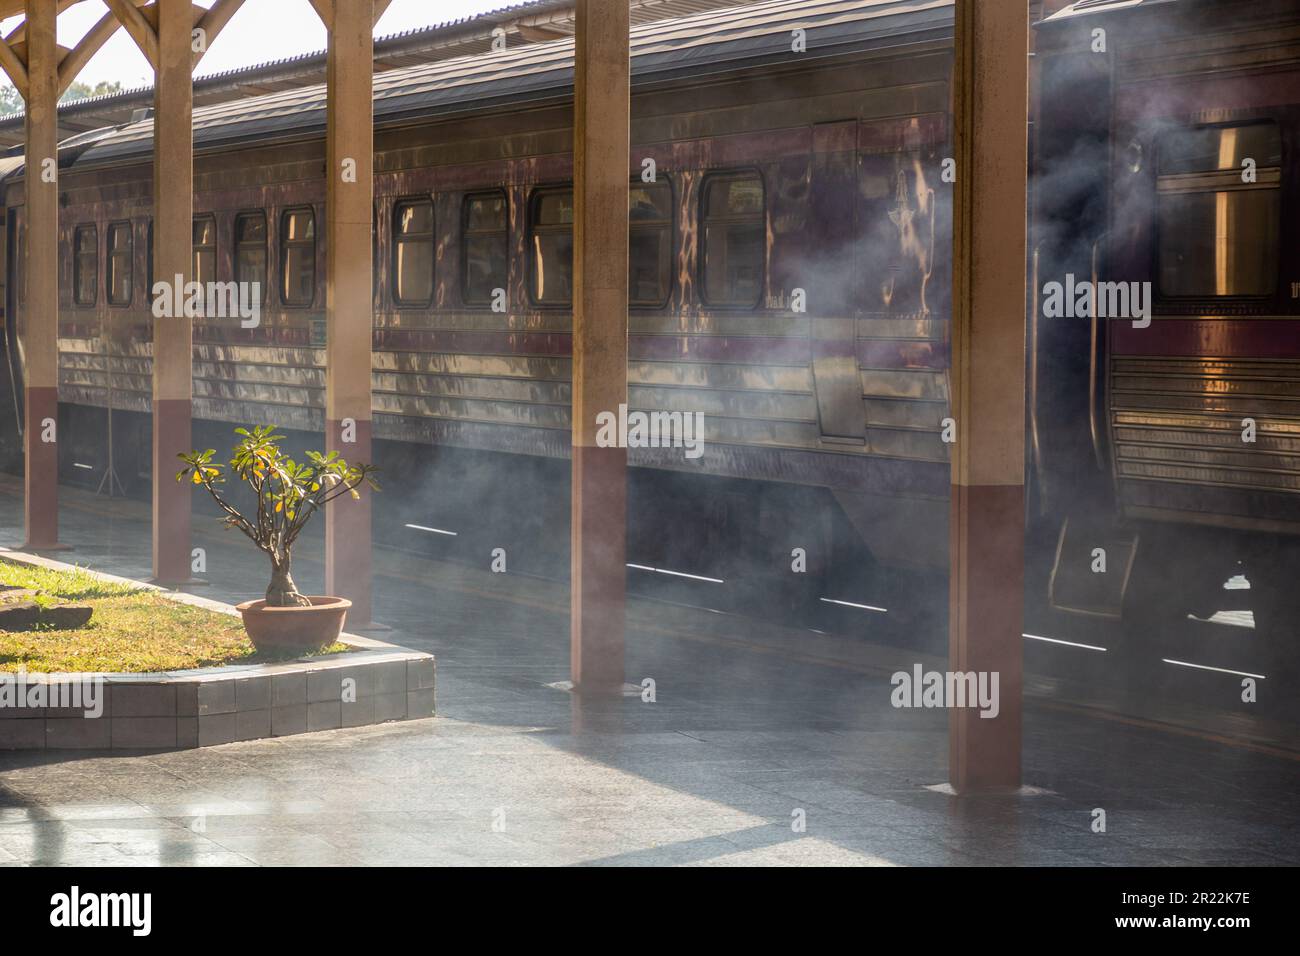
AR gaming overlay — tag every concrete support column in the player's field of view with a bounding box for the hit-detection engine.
[21,1,62,550]
[570,0,629,694]
[150,0,194,583]
[948,0,1029,792]
[322,0,376,625]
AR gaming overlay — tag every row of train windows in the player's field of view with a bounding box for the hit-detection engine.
[69,171,767,311]
[383,174,763,308]
[72,209,315,308]
[388,174,764,308]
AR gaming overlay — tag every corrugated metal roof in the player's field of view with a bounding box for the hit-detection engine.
[43,0,951,173]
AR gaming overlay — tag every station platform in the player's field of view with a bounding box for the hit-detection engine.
[0,476,1297,866]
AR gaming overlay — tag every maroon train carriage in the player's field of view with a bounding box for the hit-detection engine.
[0,0,955,626]
[1032,0,1300,675]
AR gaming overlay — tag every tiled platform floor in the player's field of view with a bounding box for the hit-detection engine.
[1,477,1297,866]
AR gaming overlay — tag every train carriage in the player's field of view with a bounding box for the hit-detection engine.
[1,0,957,613]
[1033,0,1300,649]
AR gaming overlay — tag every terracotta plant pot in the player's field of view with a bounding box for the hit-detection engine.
[235,596,352,651]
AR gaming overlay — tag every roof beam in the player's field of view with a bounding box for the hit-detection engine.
[60,0,157,96]
[306,0,333,31]
[0,31,27,100]
[309,2,392,38]
[6,0,79,45]
[104,0,159,70]
[58,9,118,96]
[193,0,246,68]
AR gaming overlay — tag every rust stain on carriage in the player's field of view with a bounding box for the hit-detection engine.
[673,165,698,319]
[884,156,936,314]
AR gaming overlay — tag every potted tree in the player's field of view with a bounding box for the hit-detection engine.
[178,425,379,650]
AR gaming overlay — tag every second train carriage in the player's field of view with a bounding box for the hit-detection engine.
[1033,0,1300,653]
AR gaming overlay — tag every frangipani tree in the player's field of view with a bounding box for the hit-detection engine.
[177,426,379,607]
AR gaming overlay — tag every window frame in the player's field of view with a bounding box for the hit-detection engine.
[699,169,767,310]
[629,175,675,310]
[72,223,98,307]
[1154,119,1282,302]
[234,209,269,303]
[105,219,134,307]
[390,196,436,308]
[527,185,575,309]
[278,205,317,308]
[461,189,510,308]
[192,213,218,287]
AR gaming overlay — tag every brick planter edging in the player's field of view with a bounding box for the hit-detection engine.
[0,549,435,751]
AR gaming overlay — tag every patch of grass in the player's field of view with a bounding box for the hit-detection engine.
[1,562,140,608]
[0,559,347,673]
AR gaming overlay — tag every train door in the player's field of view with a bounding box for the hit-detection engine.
[1029,45,1143,619]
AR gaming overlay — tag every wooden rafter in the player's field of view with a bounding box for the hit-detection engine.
[6,0,78,46]
[57,0,156,97]
[0,32,27,99]
[5,0,385,110]
[193,0,247,68]
[307,0,333,31]
[58,10,117,96]
[103,0,159,70]
[310,1,391,36]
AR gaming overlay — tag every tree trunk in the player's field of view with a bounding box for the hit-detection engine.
[266,555,311,607]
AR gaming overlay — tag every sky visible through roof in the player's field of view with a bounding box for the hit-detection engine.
[0,0,511,94]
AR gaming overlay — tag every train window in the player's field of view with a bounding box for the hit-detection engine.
[106,221,133,306]
[701,172,764,307]
[193,215,217,285]
[463,191,508,306]
[235,211,267,299]
[630,180,673,307]
[73,224,97,307]
[392,198,434,306]
[1157,122,1281,297]
[280,207,316,306]
[528,188,574,307]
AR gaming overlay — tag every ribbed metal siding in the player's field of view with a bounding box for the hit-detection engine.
[1112,355,1300,525]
